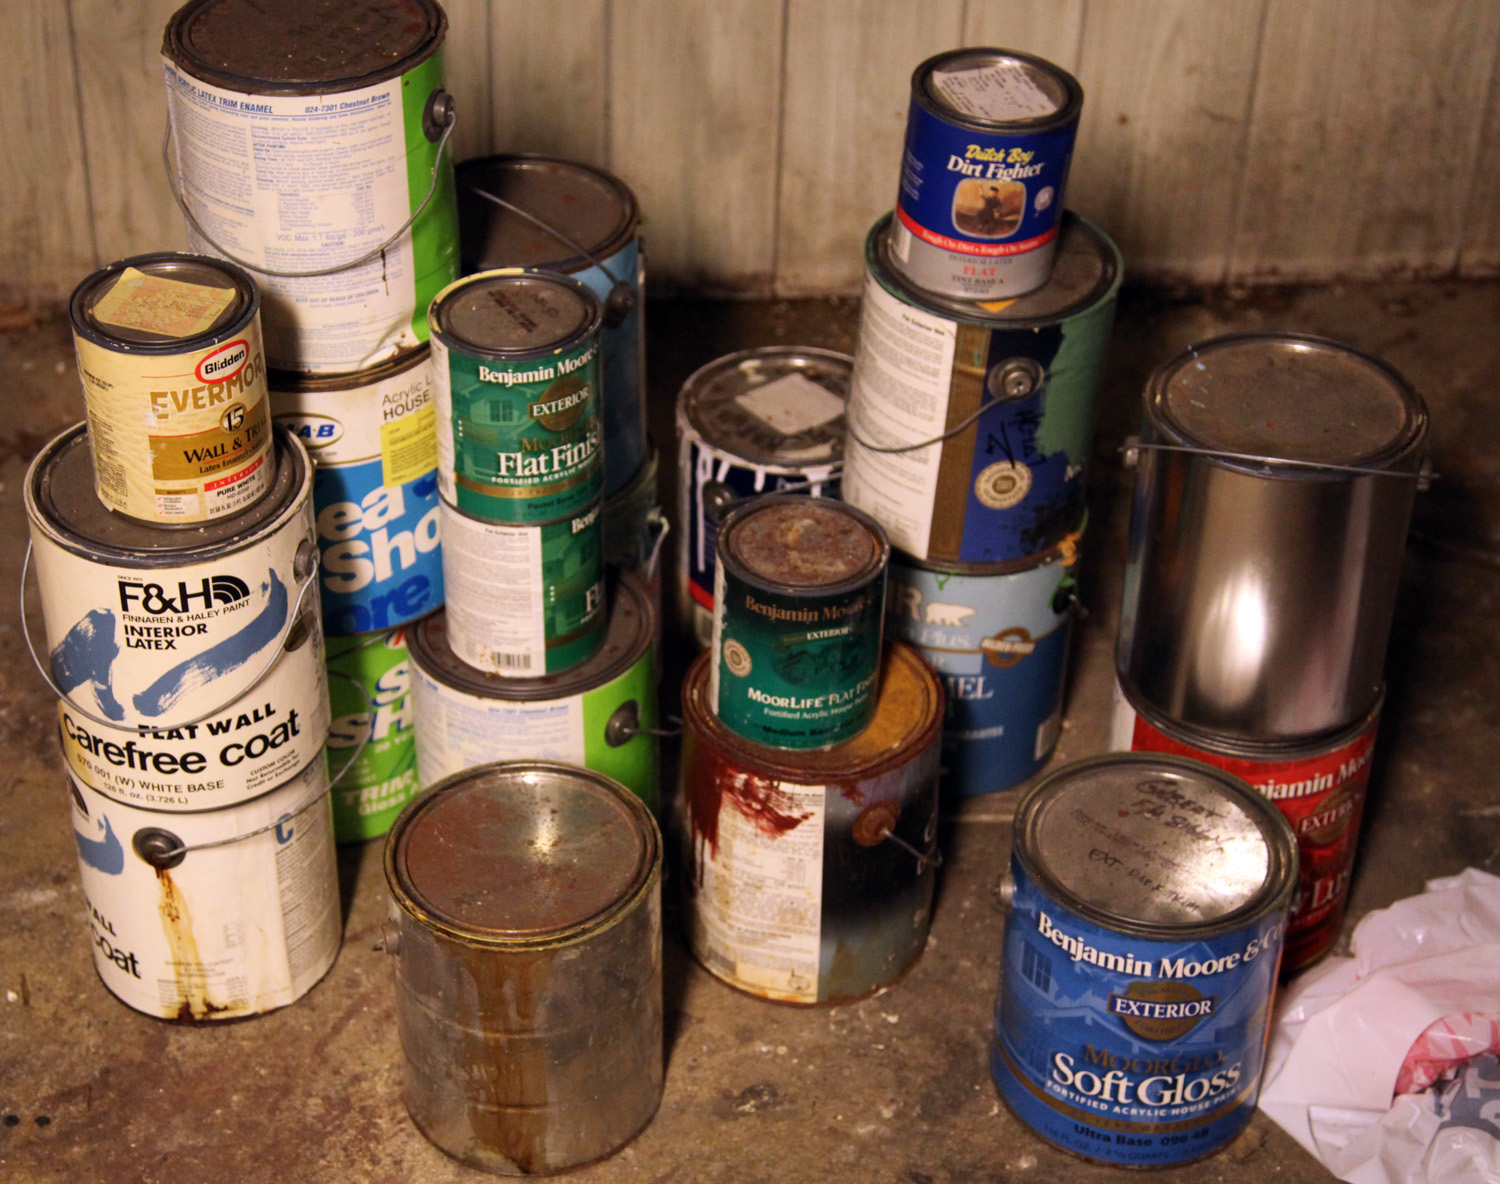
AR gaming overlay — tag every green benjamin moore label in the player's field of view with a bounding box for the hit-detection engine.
[326,630,419,841]
[400,48,460,346]
[581,650,659,810]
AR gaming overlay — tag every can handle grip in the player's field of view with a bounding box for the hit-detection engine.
[127,775,332,867]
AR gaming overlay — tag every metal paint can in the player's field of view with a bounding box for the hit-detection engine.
[162,0,459,374]
[384,761,662,1174]
[675,346,852,648]
[326,628,418,842]
[992,754,1297,1166]
[409,574,658,810]
[678,642,942,1004]
[27,425,329,811]
[893,48,1083,299]
[69,253,272,524]
[1117,332,1428,740]
[270,348,443,636]
[842,212,1120,565]
[710,496,890,750]
[457,155,647,498]
[68,754,340,1021]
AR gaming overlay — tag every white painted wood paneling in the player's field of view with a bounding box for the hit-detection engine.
[1459,51,1500,273]
[961,0,1086,72]
[442,0,494,162]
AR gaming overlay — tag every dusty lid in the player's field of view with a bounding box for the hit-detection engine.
[915,47,1083,132]
[429,270,601,360]
[722,496,887,592]
[70,253,254,350]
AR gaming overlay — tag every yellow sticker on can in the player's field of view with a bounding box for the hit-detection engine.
[89,267,236,339]
[381,403,438,487]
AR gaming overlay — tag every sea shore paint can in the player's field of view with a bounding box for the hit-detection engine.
[384,761,663,1174]
[678,642,943,1004]
[457,155,647,498]
[161,0,459,374]
[675,346,852,647]
[893,48,1083,300]
[270,348,443,636]
[710,496,890,750]
[992,754,1297,1166]
[69,755,340,1021]
[69,253,272,524]
[326,628,418,842]
[842,212,1120,566]
[28,425,329,811]
[1117,332,1428,740]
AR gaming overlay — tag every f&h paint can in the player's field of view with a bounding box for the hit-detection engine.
[326,628,418,842]
[893,48,1083,299]
[992,754,1297,1166]
[678,642,942,1004]
[384,761,663,1174]
[270,348,443,636]
[675,346,852,648]
[709,496,889,750]
[456,155,647,498]
[69,253,272,524]
[161,0,459,375]
[842,212,1120,566]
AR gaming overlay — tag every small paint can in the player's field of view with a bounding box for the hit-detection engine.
[893,48,1083,300]
[678,642,943,1004]
[710,495,889,750]
[992,754,1297,1166]
[457,155,647,498]
[842,211,1121,565]
[326,628,419,842]
[69,754,340,1021]
[384,761,663,1174]
[675,346,852,647]
[69,252,272,524]
[409,574,658,810]
[270,348,444,636]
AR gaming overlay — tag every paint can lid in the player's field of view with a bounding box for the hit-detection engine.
[719,495,889,594]
[70,253,255,351]
[913,47,1083,134]
[429,269,602,361]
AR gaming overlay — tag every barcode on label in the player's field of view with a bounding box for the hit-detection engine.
[493,652,531,669]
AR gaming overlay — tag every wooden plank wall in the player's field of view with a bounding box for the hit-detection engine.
[5,0,1500,302]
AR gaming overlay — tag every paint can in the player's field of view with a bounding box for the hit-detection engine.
[1118,332,1428,740]
[893,48,1083,300]
[384,761,662,1174]
[456,155,647,498]
[992,754,1297,1166]
[409,574,658,810]
[270,348,443,636]
[679,642,942,1004]
[69,754,340,1021]
[162,0,459,374]
[710,496,890,750]
[27,425,329,811]
[842,211,1120,565]
[69,252,272,524]
[675,346,852,647]
[326,628,418,842]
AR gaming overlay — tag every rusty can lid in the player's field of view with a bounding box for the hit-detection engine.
[429,269,601,361]
[720,495,889,594]
[70,253,256,351]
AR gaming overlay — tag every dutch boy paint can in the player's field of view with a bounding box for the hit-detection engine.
[326,628,419,842]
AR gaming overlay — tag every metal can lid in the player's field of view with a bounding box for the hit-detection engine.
[914,47,1083,133]
[70,253,255,351]
[429,270,601,360]
[721,496,888,592]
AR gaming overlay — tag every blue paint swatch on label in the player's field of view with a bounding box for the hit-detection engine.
[50,608,125,721]
[73,813,124,876]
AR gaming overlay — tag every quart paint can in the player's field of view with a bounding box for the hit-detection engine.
[162,0,459,374]
[28,425,329,811]
[1118,332,1428,740]
[675,346,852,648]
[992,754,1297,1166]
[457,155,647,498]
[384,761,662,1174]
[69,755,340,1021]
[710,496,889,750]
[409,574,658,810]
[270,348,443,636]
[69,253,272,524]
[326,628,418,842]
[679,642,942,1004]
[893,48,1083,300]
[842,212,1120,565]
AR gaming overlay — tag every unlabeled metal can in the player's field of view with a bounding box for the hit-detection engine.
[384,761,663,1175]
[842,212,1120,565]
[992,754,1297,1167]
[679,643,942,1004]
[326,628,418,842]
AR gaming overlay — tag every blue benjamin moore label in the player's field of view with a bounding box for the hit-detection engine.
[575,239,648,497]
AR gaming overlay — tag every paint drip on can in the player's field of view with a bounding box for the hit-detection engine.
[326,628,418,842]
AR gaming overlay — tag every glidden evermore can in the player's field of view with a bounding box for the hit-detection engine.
[992,754,1297,1167]
[326,629,418,842]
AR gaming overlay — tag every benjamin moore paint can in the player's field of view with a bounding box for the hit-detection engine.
[326,629,418,842]
[70,253,272,524]
[992,754,1296,1167]
[384,761,663,1174]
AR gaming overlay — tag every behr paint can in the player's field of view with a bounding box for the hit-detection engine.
[992,754,1297,1166]
[842,212,1120,565]
[69,253,272,524]
[384,761,663,1174]
[326,628,418,842]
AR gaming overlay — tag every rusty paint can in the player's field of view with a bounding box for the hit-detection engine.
[678,642,942,1004]
[383,761,663,1174]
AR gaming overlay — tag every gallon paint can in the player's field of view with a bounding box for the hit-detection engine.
[842,212,1120,565]
[384,761,663,1174]
[326,628,418,842]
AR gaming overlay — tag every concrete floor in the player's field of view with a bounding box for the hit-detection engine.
[2,281,1497,1183]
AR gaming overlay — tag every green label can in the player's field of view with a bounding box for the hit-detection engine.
[325,628,418,842]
